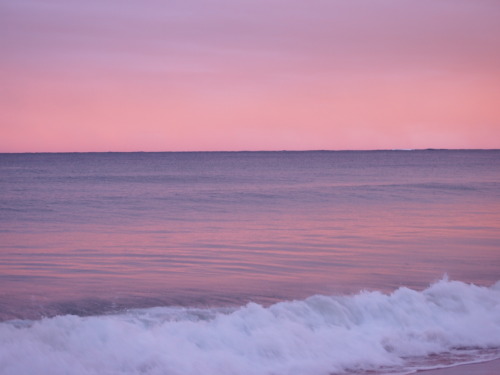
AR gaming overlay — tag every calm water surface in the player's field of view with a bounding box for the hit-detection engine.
[1,150,498,319]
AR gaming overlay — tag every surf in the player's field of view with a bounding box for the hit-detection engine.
[1,278,499,375]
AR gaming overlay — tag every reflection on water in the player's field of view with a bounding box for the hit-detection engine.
[0,151,499,319]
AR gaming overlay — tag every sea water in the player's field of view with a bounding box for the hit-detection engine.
[0,150,499,374]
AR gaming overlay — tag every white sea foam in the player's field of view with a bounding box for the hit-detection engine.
[1,279,500,375]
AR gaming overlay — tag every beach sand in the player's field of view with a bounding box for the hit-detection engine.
[415,359,500,375]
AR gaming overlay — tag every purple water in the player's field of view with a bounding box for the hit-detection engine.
[0,150,499,374]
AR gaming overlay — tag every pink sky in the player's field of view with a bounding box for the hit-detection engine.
[1,0,500,152]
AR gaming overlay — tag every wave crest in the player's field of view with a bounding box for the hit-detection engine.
[1,278,499,375]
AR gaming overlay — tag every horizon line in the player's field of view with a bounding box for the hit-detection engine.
[1,148,499,155]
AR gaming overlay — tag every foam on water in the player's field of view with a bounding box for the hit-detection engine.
[1,278,499,375]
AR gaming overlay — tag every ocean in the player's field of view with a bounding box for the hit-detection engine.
[0,150,499,375]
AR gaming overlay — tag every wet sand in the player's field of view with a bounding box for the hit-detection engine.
[416,359,500,375]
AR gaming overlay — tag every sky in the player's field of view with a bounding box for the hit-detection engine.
[1,0,500,152]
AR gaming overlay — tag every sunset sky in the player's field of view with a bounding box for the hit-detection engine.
[1,0,500,152]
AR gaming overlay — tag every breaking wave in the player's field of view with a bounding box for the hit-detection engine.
[1,278,499,375]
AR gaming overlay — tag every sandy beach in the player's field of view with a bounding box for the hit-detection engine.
[416,359,500,375]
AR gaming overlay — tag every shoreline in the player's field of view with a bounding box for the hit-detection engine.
[414,358,500,375]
